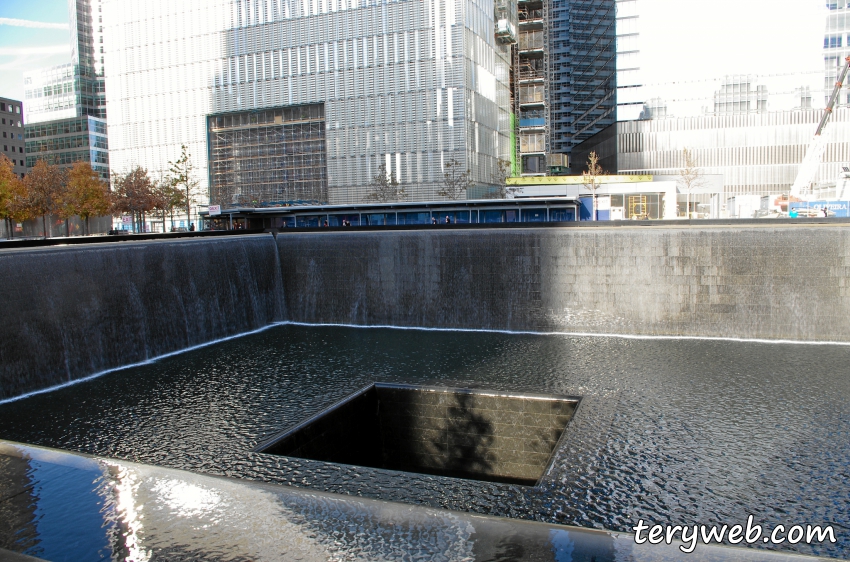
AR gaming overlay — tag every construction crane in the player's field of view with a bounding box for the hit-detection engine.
[789,55,850,199]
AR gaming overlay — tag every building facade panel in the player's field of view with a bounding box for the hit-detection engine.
[104,0,511,207]
[0,99,27,179]
[607,108,850,197]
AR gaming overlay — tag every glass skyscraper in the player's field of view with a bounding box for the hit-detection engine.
[824,0,850,106]
[103,0,513,207]
[23,0,109,181]
[548,0,616,162]
[24,0,106,124]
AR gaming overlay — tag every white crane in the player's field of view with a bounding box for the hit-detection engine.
[789,55,850,199]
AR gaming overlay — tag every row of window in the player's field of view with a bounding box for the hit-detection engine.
[25,118,99,139]
[3,146,24,154]
[0,102,21,114]
[27,134,110,153]
[269,207,578,228]
[824,35,847,48]
[3,131,23,140]
[25,149,108,167]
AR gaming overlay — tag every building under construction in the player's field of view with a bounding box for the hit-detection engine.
[512,0,617,176]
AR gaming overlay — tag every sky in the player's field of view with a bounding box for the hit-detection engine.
[0,0,70,101]
[0,0,829,111]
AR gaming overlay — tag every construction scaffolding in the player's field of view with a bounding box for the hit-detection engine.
[514,0,550,176]
[208,104,328,207]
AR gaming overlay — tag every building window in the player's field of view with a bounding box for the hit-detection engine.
[824,35,842,49]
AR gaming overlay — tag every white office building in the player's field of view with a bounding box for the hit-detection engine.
[102,0,512,208]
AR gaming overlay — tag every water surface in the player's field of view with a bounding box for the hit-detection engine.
[0,324,847,559]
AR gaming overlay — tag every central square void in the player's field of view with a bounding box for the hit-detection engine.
[256,383,579,486]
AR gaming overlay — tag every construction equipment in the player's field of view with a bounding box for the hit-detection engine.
[789,55,850,199]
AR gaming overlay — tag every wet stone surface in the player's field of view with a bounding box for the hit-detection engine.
[0,324,847,559]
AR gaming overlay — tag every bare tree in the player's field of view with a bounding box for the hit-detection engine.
[677,148,707,218]
[23,159,67,237]
[168,145,199,229]
[486,158,520,199]
[582,151,605,221]
[437,158,472,200]
[366,163,405,203]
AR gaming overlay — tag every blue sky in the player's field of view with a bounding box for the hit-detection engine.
[0,0,71,102]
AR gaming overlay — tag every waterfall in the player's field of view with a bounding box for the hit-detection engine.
[0,234,283,399]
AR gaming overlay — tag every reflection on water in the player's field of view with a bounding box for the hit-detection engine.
[0,324,847,559]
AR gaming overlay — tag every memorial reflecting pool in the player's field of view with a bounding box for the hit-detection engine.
[0,324,847,559]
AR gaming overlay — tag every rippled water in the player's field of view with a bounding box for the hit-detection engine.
[0,324,847,559]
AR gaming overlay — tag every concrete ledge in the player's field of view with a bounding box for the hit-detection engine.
[0,441,833,561]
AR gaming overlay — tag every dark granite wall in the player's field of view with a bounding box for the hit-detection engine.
[375,385,576,485]
[3,225,848,400]
[0,234,284,399]
[261,383,577,485]
[276,226,850,341]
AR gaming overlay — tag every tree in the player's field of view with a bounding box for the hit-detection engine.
[168,145,199,229]
[112,167,156,233]
[437,158,472,200]
[0,156,28,239]
[366,163,405,203]
[23,159,67,238]
[62,162,112,236]
[582,151,605,221]
[153,180,187,231]
[677,148,707,219]
[486,158,520,199]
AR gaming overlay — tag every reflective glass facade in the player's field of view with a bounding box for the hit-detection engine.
[25,116,110,180]
[24,0,106,124]
[824,0,850,106]
[615,0,642,121]
[104,0,512,206]
[549,0,616,159]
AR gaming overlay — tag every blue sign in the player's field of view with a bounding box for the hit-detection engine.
[789,201,850,218]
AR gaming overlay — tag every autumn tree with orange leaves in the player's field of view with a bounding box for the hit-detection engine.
[62,162,112,235]
[0,156,29,239]
[23,159,66,238]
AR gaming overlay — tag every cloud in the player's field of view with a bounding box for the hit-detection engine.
[0,18,68,30]
[0,45,69,56]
